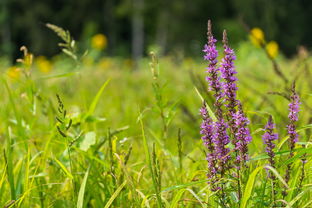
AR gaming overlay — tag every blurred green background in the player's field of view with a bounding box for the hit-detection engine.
[0,0,311,61]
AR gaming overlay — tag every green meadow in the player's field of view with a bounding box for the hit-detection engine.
[0,27,311,207]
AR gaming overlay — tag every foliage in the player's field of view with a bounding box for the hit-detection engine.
[0,25,311,207]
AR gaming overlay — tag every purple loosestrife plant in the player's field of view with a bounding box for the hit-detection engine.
[287,84,300,152]
[262,116,278,169]
[213,119,231,173]
[220,31,252,167]
[203,20,223,119]
[220,30,238,115]
[262,115,279,200]
[233,104,252,167]
[203,20,231,176]
[284,83,301,196]
[200,104,219,190]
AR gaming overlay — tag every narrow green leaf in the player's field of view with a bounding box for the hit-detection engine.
[77,166,90,208]
[54,157,73,179]
[240,166,262,208]
[104,180,127,208]
[38,72,78,80]
[84,79,110,119]
[140,119,162,208]
[185,188,206,208]
[169,189,186,208]
[289,187,312,207]
[162,179,207,192]
[194,87,217,121]
[265,165,289,188]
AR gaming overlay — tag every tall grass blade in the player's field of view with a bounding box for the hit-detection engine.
[77,166,90,208]
[84,79,110,119]
[240,166,262,208]
[140,119,162,208]
[104,180,127,208]
[54,157,74,179]
[194,87,217,121]
[169,189,186,208]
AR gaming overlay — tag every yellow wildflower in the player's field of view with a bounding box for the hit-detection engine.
[7,66,21,80]
[36,56,52,73]
[266,41,279,59]
[249,28,265,47]
[91,34,107,50]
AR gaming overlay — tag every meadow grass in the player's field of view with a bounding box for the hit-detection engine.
[0,31,311,207]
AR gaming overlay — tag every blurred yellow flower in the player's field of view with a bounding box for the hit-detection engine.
[266,41,279,59]
[91,34,107,50]
[7,66,21,80]
[36,56,52,73]
[249,28,265,47]
[98,58,113,69]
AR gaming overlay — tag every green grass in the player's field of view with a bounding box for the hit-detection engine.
[0,41,311,207]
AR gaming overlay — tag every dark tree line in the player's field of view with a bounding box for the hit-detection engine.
[0,0,311,60]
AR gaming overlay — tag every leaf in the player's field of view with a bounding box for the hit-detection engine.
[77,166,90,208]
[162,179,207,192]
[289,187,312,207]
[265,165,289,188]
[194,87,217,121]
[54,157,73,179]
[240,166,262,208]
[169,189,186,208]
[185,188,206,207]
[104,180,127,208]
[84,79,110,120]
[140,119,162,207]
[38,71,78,80]
[282,147,312,165]
[79,132,96,151]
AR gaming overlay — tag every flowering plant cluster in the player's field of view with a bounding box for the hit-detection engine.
[200,21,252,193]
[200,21,303,204]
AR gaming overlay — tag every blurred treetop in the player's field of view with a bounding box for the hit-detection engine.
[0,0,311,60]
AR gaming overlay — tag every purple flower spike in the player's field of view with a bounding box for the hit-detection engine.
[262,116,278,168]
[203,20,223,119]
[200,104,217,179]
[220,30,238,113]
[287,83,300,148]
[233,104,252,166]
[284,83,301,194]
[213,119,231,173]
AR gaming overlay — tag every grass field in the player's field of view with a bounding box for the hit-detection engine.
[0,27,311,207]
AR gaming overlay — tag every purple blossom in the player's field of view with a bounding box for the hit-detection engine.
[203,20,223,119]
[220,30,238,113]
[213,119,231,173]
[262,116,278,168]
[287,86,300,148]
[233,104,252,165]
[200,104,217,178]
[220,30,252,168]
[288,92,300,122]
[284,84,301,191]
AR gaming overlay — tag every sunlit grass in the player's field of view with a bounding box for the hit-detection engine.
[0,38,311,207]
